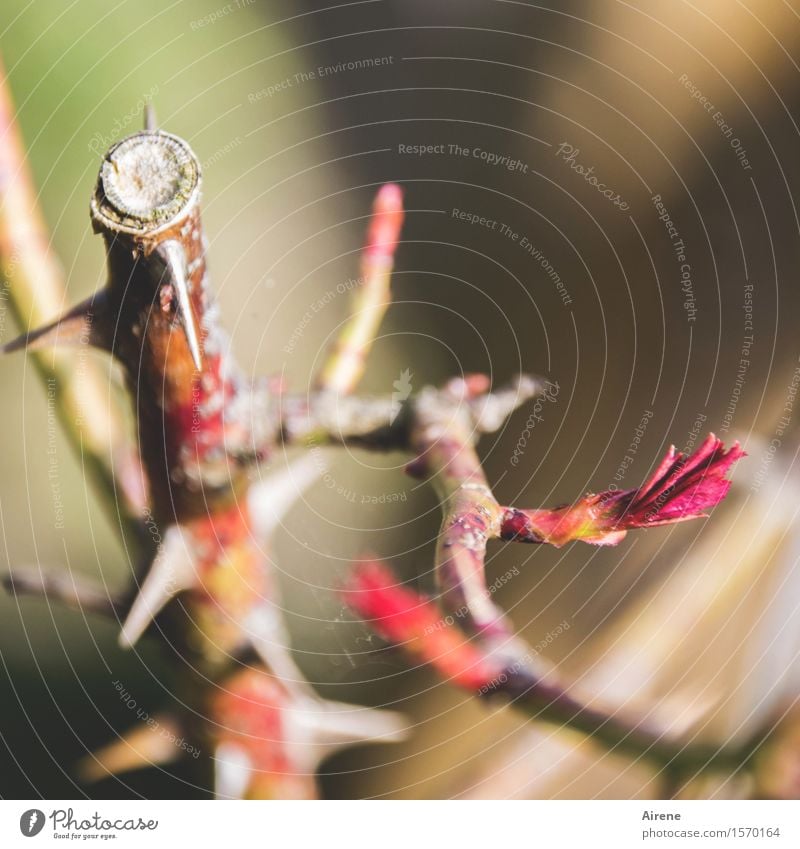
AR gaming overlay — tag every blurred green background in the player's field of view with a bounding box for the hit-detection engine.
[1,0,800,798]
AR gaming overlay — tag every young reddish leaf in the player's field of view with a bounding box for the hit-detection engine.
[501,434,745,547]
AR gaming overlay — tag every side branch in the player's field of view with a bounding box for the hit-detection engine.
[343,560,760,772]
[0,59,145,541]
[315,184,404,394]
[337,373,744,770]
[249,373,540,455]
[3,568,122,616]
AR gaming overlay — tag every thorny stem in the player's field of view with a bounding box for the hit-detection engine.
[0,95,408,796]
[345,560,766,774]
[0,68,751,791]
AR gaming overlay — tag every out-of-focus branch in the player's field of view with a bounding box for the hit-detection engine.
[248,373,540,457]
[0,57,145,542]
[315,184,404,395]
[2,568,122,616]
[343,560,761,772]
[340,377,745,770]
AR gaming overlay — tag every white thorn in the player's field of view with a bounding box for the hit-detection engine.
[214,743,252,800]
[118,526,195,648]
[244,607,315,700]
[294,700,409,754]
[247,452,321,540]
[143,102,158,132]
[158,240,203,371]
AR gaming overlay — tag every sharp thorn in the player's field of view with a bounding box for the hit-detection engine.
[156,240,203,372]
[247,453,321,539]
[293,700,409,752]
[118,526,195,648]
[1,291,110,355]
[244,607,316,700]
[214,743,252,800]
[143,102,158,132]
[76,713,183,783]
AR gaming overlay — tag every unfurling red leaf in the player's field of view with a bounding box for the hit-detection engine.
[501,434,745,547]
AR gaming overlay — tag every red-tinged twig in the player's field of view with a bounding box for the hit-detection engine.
[0,58,146,540]
[404,374,541,643]
[343,560,761,771]
[256,378,741,650]
[315,183,404,395]
[342,560,505,691]
[338,393,743,770]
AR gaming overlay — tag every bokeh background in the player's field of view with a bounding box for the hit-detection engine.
[2,0,800,799]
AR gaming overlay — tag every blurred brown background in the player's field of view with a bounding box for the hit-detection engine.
[1,0,800,798]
